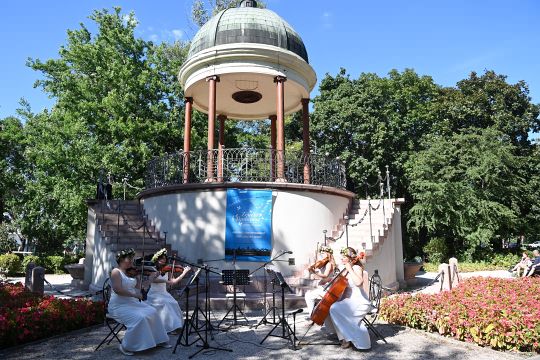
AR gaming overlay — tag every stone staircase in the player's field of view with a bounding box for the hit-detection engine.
[95,200,168,257]
[330,198,395,259]
[287,197,398,295]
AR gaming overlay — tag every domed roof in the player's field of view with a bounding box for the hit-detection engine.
[187,1,309,63]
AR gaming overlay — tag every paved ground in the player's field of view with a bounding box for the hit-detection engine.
[0,313,535,360]
[2,271,538,360]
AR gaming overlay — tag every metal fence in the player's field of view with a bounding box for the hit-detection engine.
[145,148,346,189]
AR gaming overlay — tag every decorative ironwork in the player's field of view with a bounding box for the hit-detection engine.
[144,148,346,189]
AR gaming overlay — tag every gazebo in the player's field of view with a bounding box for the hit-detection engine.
[85,0,404,291]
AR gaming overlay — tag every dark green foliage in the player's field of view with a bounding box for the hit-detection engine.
[422,237,449,264]
[312,68,540,260]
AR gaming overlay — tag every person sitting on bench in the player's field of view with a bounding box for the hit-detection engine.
[526,250,540,277]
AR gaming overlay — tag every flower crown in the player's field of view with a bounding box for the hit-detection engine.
[319,245,333,254]
[151,248,168,263]
[340,247,365,260]
[116,248,135,262]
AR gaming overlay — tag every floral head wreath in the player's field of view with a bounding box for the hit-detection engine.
[151,248,168,263]
[116,248,135,262]
[319,245,333,254]
[340,247,364,257]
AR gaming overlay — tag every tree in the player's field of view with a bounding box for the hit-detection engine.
[0,115,25,225]
[311,68,540,259]
[16,8,193,253]
[405,128,522,260]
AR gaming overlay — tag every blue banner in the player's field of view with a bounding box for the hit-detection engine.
[225,189,272,262]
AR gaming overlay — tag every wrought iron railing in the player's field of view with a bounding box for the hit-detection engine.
[144,148,346,189]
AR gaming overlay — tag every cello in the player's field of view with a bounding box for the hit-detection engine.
[310,253,364,325]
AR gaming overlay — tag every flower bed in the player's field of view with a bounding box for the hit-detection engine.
[380,277,540,352]
[0,282,104,349]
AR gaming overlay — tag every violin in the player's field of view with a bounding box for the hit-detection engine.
[125,266,157,278]
[308,257,330,273]
[161,264,185,274]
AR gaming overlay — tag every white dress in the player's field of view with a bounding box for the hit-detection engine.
[305,264,333,315]
[108,270,169,352]
[146,273,184,332]
[325,265,372,349]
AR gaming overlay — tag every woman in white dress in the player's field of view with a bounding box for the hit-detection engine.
[147,249,191,334]
[325,247,372,350]
[305,245,336,316]
[108,248,171,356]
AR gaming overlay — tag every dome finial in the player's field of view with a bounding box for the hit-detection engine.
[240,0,258,8]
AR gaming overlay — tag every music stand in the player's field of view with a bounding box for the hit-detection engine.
[253,267,279,328]
[251,250,291,328]
[218,269,250,327]
[174,268,203,350]
[260,270,298,349]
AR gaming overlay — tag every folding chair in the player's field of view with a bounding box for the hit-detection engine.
[362,270,387,343]
[95,277,126,351]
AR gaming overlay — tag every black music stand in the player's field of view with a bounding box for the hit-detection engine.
[172,259,232,359]
[253,267,278,328]
[174,268,203,350]
[218,269,250,327]
[260,270,298,349]
[251,250,291,328]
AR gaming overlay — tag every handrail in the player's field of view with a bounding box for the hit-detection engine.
[144,148,347,189]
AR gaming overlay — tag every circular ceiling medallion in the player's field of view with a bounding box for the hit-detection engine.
[232,91,262,104]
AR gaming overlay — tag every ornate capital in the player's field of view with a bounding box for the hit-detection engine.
[274,75,287,83]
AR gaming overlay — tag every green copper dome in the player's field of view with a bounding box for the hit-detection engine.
[187,1,309,63]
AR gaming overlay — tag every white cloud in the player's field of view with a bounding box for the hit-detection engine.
[147,29,184,43]
[322,11,332,29]
[171,29,184,41]
[122,13,138,27]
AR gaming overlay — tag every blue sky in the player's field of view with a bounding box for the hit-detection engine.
[1,0,539,138]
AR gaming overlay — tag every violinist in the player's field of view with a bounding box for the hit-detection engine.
[325,247,371,350]
[146,248,191,335]
[305,245,336,316]
[108,248,171,356]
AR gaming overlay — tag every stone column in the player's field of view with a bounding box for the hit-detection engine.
[206,75,219,182]
[301,98,310,184]
[270,115,277,181]
[183,97,193,184]
[217,115,226,182]
[274,76,286,182]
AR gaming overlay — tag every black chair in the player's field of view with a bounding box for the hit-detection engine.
[362,271,387,343]
[95,277,126,351]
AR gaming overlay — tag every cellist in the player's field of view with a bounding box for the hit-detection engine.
[304,245,336,317]
[325,247,372,350]
[146,248,191,335]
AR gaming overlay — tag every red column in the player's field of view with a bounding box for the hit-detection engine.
[302,98,310,184]
[183,97,193,184]
[274,76,286,182]
[269,115,277,181]
[217,115,226,182]
[206,75,219,182]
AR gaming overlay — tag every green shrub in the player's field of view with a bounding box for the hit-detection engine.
[423,237,449,264]
[22,255,42,271]
[0,254,22,275]
[490,253,520,269]
[43,256,66,274]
